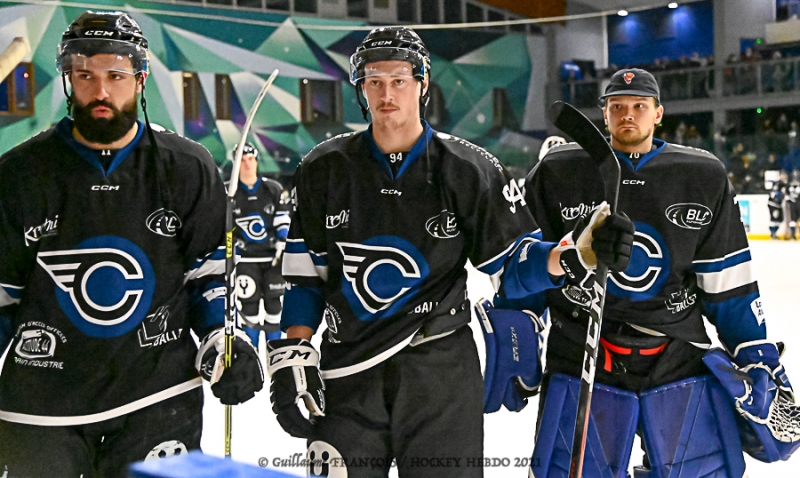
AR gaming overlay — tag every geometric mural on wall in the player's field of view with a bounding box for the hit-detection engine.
[0,0,544,177]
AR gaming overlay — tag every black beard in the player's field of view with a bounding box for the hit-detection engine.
[71,95,139,145]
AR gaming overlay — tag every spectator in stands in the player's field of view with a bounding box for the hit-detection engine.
[777,113,791,133]
[686,125,703,148]
[730,151,763,193]
[674,121,687,145]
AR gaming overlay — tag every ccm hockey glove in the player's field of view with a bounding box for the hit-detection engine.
[196,328,264,405]
[267,338,325,439]
[557,202,634,288]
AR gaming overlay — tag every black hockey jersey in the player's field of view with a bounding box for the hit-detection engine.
[0,118,226,424]
[282,124,558,377]
[526,139,766,351]
[227,176,291,262]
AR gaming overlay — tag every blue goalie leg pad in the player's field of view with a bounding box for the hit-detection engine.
[476,300,545,413]
[129,450,297,477]
[638,375,745,478]
[531,373,639,478]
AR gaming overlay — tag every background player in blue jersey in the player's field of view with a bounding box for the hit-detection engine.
[0,11,262,476]
[227,142,291,347]
[266,27,633,478]
[525,68,799,477]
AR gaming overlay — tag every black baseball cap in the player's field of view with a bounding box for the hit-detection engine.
[598,68,660,105]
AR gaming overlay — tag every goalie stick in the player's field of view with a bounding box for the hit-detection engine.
[224,68,279,458]
[548,101,621,478]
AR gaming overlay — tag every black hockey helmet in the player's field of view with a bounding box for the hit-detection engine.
[349,26,429,86]
[57,11,149,75]
[349,27,431,120]
[233,142,259,159]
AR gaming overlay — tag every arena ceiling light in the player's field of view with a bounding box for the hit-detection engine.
[618,9,629,16]
[668,2,679,8]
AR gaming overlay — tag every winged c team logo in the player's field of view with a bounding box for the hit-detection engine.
[37,236,155,338]
[337,236,429,321]
[623,71,635,84]
[235,214,268,242]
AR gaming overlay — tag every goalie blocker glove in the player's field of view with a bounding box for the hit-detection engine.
[704,340,800,462]
[556,201,634,289]
[267,338,325,438]
[195,328,264,405]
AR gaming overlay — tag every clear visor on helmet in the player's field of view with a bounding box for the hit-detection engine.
[349,47,426,86]
[57,38,149,75]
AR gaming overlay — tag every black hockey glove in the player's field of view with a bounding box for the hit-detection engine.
[195,328,264,405]
[267,338,325,439]
[556,202,634,289]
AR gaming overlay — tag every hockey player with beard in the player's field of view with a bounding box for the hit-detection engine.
[0,11,262,476]
[227,142,291,346]
[524,68,799,477]
[266,27,633,478]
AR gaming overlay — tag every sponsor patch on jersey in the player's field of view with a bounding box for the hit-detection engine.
[236,274,257,299]
[138,306,182,348]
[37,236,156,338]
[326,209,350,229]
[750,298,766,326]
[665,203,713,230]
[12,323,67,369]
[323,304,340,338]
[146,208,182,237]
[337,236,430,321]
[561,202,598,221]
[425,210,459,239]
[665,287,697,314]
[608,222,670,301]
[503,179,526,214]
[235,214,268,243]
[24,215,59,246]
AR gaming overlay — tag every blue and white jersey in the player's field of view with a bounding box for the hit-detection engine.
[0,118,227,425]
[226,176,291,263]
[282,124,558,376]
[526,140,766,351]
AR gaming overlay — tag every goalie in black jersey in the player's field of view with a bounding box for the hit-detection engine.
[266,26,633,478]
[0,11,263,477]
[226,142,291,346]
[522,68,800,477]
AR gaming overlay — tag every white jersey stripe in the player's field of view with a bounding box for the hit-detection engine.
[0,378,202,426]
[696,261,754,294]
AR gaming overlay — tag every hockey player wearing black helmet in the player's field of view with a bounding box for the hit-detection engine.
[0,11,263,476]
[268,26,633,478]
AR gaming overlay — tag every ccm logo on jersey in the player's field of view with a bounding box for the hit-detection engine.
[92,185,120,191]
[665,203,713,230]
[381,189,402,196]
[37,236,156,338]
[146,209,182,237]
[622,180,645,185]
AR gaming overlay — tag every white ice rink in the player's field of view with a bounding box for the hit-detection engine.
[201,239,800,478]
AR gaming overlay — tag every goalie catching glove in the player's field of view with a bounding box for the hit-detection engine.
[195,328,264,405]
[267,338,325,438]
[556,201,634,289]
[703,341,800,462]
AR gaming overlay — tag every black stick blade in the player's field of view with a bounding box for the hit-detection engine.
[548,101,621,213]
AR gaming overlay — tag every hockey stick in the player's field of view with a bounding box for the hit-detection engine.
[0,38,30,84]
[224,68,279,458]
[548,101,621,478]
